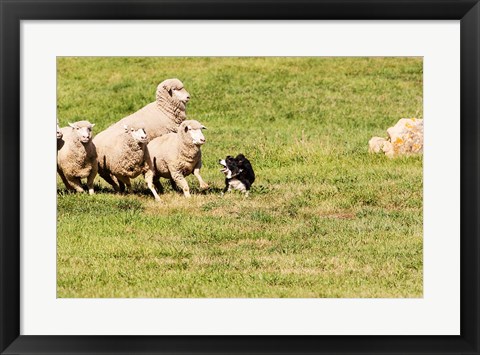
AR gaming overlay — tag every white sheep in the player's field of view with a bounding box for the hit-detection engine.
[145,120,208,198]
[108,78,190,142]
[57,121,97,194]
[56,120,67,188]
[94,124,160,200]
[56,120,64,151]
[56,120,63,140]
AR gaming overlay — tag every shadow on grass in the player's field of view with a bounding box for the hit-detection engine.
[57,182,270,198]
[57,183,226,198]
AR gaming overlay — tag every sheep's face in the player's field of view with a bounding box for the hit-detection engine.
[69,122,94,143]
[171,86,190,104]
[184,123,207,146]
[160,79,190,106]
[124,125,148,144]
[56,123,63,140]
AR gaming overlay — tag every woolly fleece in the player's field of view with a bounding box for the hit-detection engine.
[146,120,208,198]
[57,120,97,194]
[109,78,189,141]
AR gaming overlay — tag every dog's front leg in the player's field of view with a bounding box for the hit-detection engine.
[221,179,231,196]
[223,181,229,194]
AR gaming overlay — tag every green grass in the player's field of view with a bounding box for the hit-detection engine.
[57,57,423,298]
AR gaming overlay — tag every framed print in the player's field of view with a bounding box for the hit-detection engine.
[1,0,479,354]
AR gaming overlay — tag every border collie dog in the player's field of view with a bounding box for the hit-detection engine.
[219,154,255,196]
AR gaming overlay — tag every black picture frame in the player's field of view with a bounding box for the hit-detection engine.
[1,1,479,354]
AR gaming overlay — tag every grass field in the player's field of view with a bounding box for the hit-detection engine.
[57,57,423,298]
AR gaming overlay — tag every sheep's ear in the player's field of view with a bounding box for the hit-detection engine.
[164,84,172,96]
[201,125,207,130]
[68,122,76,129]
[90,124,95,129]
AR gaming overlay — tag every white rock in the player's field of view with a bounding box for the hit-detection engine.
[369,118,423,158]
[382,140,395,158]
[387,118,423,157]
[368,137,388,153]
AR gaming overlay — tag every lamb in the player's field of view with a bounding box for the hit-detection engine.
[108,78,190,142]
[145,120,208,198]
[94,123,160,201]
[57,120,97,194]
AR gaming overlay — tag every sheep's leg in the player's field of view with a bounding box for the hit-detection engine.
[169,179,180,192]
[117,179,126,193]
[57,167,74,191]
[142,159,161,199]
[65,176,85,193]
[110,173,125,193]
[144,169,161,201]
[124,178,132,192]
[171,171,190,198]
[193,167,209,190]
[193,161,208,190]
[155,178,164,194]
[116,175,132,193]
[86,164,98,195]
[98,168,121,192]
